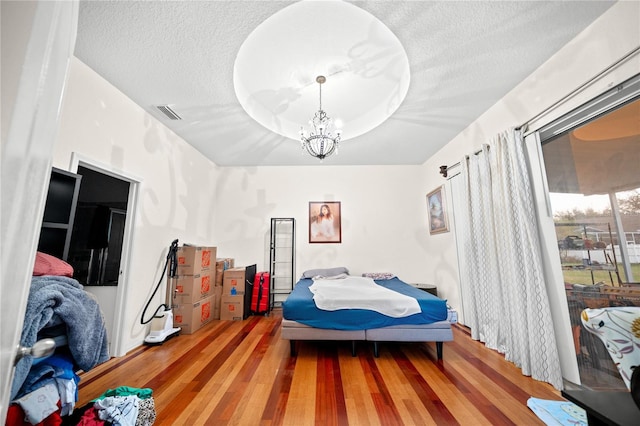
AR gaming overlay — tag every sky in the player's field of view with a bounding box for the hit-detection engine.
[548,193,611,214]
[549,188,639,215]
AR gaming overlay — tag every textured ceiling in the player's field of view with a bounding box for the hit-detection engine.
[74,0,615,166]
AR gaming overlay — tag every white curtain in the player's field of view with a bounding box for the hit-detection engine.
[458,127,563,390]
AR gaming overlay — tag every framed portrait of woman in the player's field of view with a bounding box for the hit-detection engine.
[427,186,449,234]
[309,201,341,243]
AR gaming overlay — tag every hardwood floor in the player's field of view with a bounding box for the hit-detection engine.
[77,310,562,425]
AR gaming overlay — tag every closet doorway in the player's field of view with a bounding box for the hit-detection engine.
[69,166,129,286]
[69,154,140,357]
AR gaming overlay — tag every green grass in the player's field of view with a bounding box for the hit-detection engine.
[562,263,640,285]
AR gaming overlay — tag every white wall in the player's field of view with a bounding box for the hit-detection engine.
[421,1,639,383]
[212,165,451,286]
[53,58,220,354]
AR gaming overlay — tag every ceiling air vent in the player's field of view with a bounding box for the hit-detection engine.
[156,105,182,120]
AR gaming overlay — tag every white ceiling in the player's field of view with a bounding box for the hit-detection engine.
[74,0,616,167]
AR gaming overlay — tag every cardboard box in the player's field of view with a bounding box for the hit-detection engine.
[173,295,214,334]
[171,272,212,303]
[177,245,217,276]
[216,258,235,287]
[220,294,244,321]
[212,286,223,319]
[223,267,247,296]
[222,265,256,317]
[213,285,223,299]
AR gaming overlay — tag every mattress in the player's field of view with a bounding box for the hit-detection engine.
[282,277,448,330]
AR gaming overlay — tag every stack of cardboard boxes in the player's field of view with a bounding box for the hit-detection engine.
[171,245,216,334]
[220,265,256,321]
[214,257,234,320]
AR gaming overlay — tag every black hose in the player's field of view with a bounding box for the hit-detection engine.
[140,239,179,325]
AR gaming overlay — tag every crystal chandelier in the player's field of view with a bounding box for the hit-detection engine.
[300,76,342,160]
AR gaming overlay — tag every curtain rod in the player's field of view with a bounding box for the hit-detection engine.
[438,45,640,179]
[439,147,483,178]
[518,45,639,133]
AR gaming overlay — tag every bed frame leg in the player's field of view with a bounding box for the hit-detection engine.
[351,341,357,357]
[436,341,443,360]
[290,340,297,357]
[373,342,379,358]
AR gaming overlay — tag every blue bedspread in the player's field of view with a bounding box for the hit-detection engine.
[282,277,447,330]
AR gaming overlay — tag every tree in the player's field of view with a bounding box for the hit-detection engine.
[619,191,640,214]
[553,190,640,222]
[554,209,578,222]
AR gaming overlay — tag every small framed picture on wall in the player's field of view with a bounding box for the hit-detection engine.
[309,201,342,243]
[427,186,449,234]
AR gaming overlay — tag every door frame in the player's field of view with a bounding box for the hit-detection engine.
[70,152,141,357]
[522,75,640,386]
[1,1,79,419]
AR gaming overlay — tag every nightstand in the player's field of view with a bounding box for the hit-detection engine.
[412,283,438,297]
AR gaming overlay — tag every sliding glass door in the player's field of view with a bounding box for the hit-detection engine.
[536,74,640,390]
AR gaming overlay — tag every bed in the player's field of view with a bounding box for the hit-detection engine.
[281,269,454,359]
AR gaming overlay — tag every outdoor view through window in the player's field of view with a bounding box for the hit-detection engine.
[542,98,639,390]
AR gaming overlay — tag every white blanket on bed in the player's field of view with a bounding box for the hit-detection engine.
[309,276,420,318]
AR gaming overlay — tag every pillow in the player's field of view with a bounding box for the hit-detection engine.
[33,251,74,277]
[362,272,396,280]
[312,273,349,280]
[301,267,349,279]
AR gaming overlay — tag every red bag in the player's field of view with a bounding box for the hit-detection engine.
[251,272,270,315]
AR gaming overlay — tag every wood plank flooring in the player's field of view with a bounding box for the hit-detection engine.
[77,310,562,425]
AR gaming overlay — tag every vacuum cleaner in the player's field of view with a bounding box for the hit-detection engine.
[141,238,181,345]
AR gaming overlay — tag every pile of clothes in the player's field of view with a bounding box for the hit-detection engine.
[65,386,157,426]
[7,384,156,426]
[7,352,80,425]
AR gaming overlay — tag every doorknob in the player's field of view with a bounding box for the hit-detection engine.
[14,338,56,365]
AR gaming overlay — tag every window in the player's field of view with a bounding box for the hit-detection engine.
[540,79,639,390]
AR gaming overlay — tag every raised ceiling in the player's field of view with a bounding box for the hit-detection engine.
[74,0,616,166]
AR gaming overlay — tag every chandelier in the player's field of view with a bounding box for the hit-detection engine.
[300,75,342,160]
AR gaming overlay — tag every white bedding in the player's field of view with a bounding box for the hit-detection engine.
[309,275,420,318]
